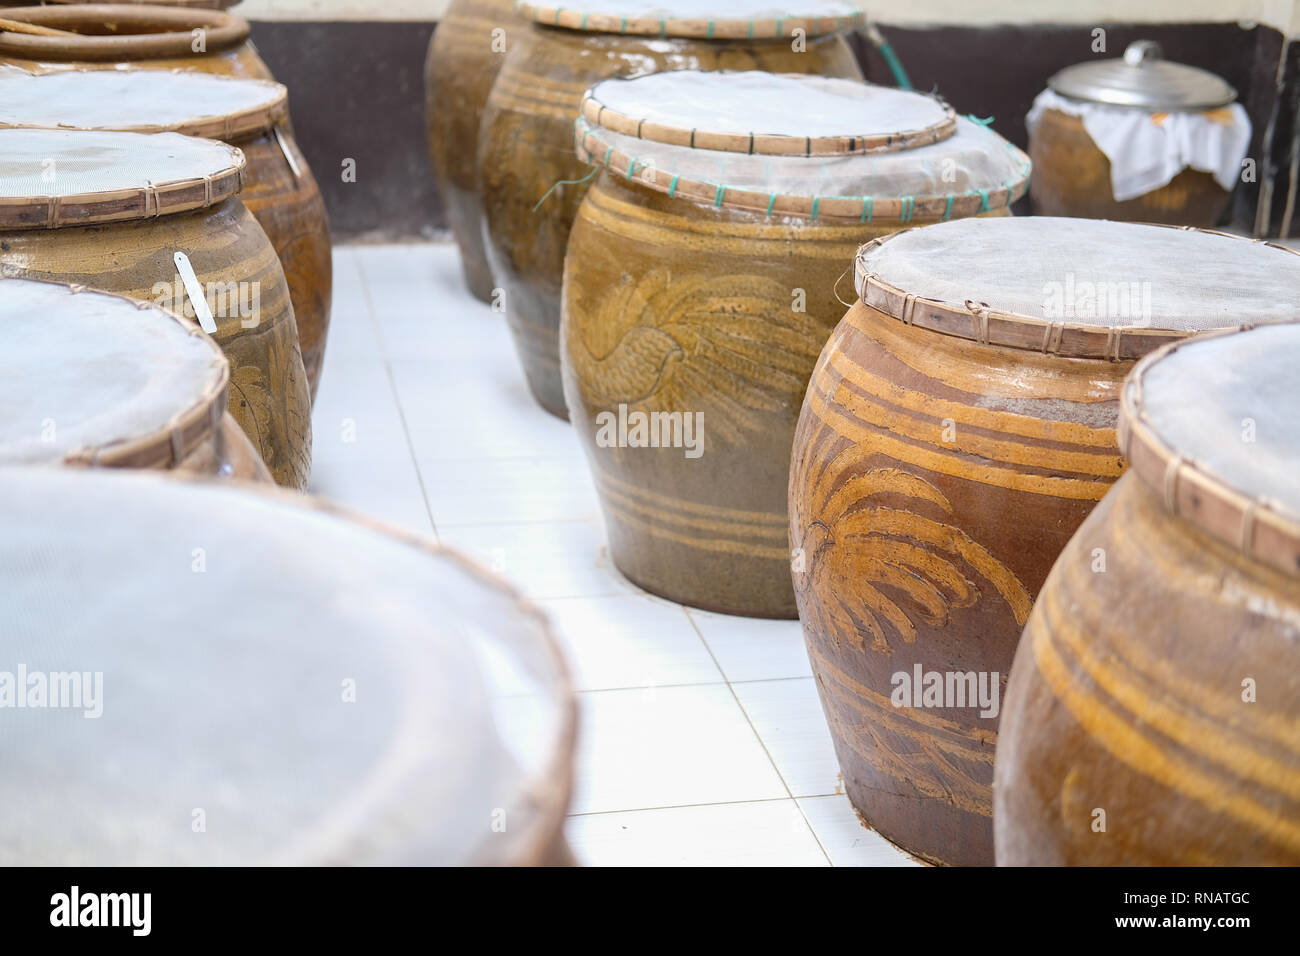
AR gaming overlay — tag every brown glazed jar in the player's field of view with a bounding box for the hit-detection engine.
[788,217,1300,864]
[0,276,271,483]
[995,323,1300,865]
[0,68,333,402]
[479,1,866,419]
[424,0,518,302]
[562,72,1029,618]
[1028,40,1244,226]
[0,128,312,488]
[0,5,272,78]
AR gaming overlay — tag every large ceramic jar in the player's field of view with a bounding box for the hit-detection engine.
[0,127,312,488]
[996,323,1300,865]
[480,0,866,418]
[0,276,270,482]
[0,68,333,402]
[788,217,1300,865]
[0,466,576,865]
[1028,40,1248,226]
[424,0,518,302]
[0,5,272,78]
[562,71,1029,618]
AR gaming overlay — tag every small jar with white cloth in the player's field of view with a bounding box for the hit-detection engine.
[1027,40,1250,226]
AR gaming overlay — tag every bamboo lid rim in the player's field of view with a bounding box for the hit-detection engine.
[0,5,250,60]
[514,1,865,38]
[852,224,1300,360]
[0,68,288,142]
[0,132,247,229]
[0,275,229,470]
[579,81,958,157]
[574,118,1031,222]
[1118,326,1300,580]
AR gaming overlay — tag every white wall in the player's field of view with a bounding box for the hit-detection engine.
[236,0,1300,36]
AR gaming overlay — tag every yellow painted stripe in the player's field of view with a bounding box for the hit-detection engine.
[805,385,1114,501]
[597,466,787,524]
[605,499,789,560]
[599,480,787,543]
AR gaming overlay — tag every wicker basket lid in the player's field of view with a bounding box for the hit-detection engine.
[1048,40,1236,111]
[575,72,1029,222]
[0,277,228,469]
[515,0,865,38]
[581,72,956,156]
[853,217,1300,358]
[0,5,249,61]
[41,0,242,8]
[0,466,576,865]
[0,127,245,229]
[1118,323,1300,579]
[0,67,286,141]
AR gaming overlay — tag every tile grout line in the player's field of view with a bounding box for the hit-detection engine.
[353,249,440,541]
[566,793,843,818]
[680,607,835,866]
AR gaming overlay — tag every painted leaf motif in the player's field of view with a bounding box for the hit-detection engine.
[572,268,826,446]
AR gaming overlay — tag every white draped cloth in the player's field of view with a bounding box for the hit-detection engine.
[1027,88,1251,202]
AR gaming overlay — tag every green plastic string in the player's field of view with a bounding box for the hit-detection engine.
[580,13,587,28]
[861,197,873,222]
[669,175,680,197]
[943,194,954,220]
[977,188,990,212]
[706,20,715,39]
[553,7,562,25]
[626,159,640,180]
[810,196,820,221]
[900,196,914,222]
[875,39,913,90]
[714,184,726,207]
[532,164,598,212]
[766,193,777,216]
[966,114,996,127]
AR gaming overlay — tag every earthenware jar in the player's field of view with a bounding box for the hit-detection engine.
[562,71,1029,618]
[1028,40,1247,226]
[0,275,270,481]
[0,68,333,401]
[480,0,867,418]
[996,322,1300,865]
[789,216,1300,865]
[0,466,576,865]
[0,5,271,78]
[0,127,312,488]
[424,0,518,302]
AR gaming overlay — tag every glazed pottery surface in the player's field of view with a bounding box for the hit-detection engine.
[480,23,862,418]
[424,0,517,302]
[0,5,272,78]
[995,323,1300,865]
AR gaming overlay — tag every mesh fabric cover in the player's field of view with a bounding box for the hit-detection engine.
[589,72,949,141]
[0,280,223,463]
[579,115,1025,199]
[0,69,284,133]
[0,128,242,199]
[0,468,567,865]
[1138,324,1300,514]
[860,217,1300,330]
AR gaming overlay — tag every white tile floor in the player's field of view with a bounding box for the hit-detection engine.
[311,241,917,867]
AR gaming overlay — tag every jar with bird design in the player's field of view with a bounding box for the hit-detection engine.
[562,70,1030,618]
[790,216,1300,864]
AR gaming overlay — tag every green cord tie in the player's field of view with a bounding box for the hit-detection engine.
[943,194,954,220]
[861,197,873,222]
[966,114,996,127]
[669,174,680,197]
[766,193,777,216]
[532,164,598,212]
[714,184,726,207]
[810,196,820,220]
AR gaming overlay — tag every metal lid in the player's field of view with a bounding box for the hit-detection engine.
[1048,40,1236,110]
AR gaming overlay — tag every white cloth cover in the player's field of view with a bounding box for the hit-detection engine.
[0,279,224,463]
[859,216,1300,331]
[1137,324,1300,514]
[0,467,568,865]
[1027,88,1251,201]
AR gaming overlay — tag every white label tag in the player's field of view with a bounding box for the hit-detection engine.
[173,251,217,334]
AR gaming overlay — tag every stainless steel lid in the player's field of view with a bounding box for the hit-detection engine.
[1048,40,1237,110]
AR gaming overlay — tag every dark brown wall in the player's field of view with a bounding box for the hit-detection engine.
[251,19,1296,240]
